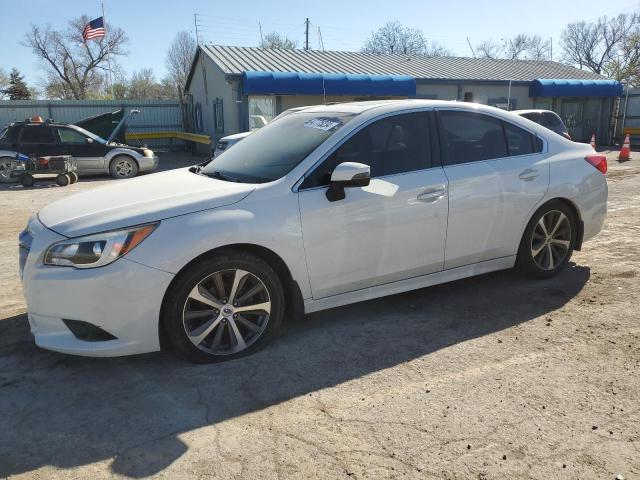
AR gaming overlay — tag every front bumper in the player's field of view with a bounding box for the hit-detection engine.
[21,217,174,357]
[138,154,159,172]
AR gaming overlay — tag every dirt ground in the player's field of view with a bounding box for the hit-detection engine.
[0,150,638,479]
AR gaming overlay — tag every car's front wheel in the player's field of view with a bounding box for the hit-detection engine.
[109,156,139,179]
[0,157,17,184]
[517,200,577,278]
[163,251,284,363]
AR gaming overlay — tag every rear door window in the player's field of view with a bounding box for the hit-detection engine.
[437,111,508,165]
[20,126,55,144]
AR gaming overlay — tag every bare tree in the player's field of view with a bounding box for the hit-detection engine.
[166,31,196,92]
[126,69,177,99]
[260,32,298,49]
[23,15,128,99]
[0,68,8,99]
[476,39,505,59]
[362,21,449,56]
[561,13,639,79]
[477,35,551,60]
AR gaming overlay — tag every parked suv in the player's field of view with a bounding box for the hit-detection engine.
[0,118,158,181]
[20,100,607,363]
[513,109,571,140]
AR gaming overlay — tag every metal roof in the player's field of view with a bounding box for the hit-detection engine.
[199,45,604,83]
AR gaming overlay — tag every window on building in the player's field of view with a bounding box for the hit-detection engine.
[463,92,474,102]
[248,96,276,130]
[503,122,535,156]
[301,112,430,188]
[438,111,507,165]
[194,103,203,132]
[20,126,55,144]
[213,98,224,133]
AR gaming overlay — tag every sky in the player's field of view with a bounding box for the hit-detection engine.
[0,0,638,90]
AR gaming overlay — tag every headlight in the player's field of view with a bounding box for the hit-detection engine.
[44,223,158,268]
[143,149,154,158]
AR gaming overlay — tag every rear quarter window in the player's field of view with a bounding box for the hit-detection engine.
[438,111,508,165]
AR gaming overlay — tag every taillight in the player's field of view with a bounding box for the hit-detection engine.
[563,132,572,141]
[585,155,607,174]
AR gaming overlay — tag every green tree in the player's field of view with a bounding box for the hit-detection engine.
[3,68,31,100]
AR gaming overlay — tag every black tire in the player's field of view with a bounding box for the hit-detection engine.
[68,171,78,184]
[516,200,577,279]
[55,173,69,186]
[163,251,285,363]
[20,173,34,188]
[109,155,139,179]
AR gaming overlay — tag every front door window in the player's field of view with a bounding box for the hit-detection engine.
[248,96,275,130]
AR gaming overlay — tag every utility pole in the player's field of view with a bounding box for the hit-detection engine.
[305,18,310,50]
[259,22,264,47]
[194,14,199,44]
[550,37,553,61]
[317,27,325,51]
[466,37,476,58]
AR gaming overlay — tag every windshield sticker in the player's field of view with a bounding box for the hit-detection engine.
[303,117,343,132]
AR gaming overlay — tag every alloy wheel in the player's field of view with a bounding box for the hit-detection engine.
[115,159,133,177]
[530,210,571,271]
[0,160,16,180]
[182,269,271,355]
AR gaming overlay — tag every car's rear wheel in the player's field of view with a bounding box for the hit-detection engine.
[55,173,70,186]
[20,173,34,188]
[517,200,577,278]
[163,252,284,363]
[68,171,78,184]
[109,156,138,179]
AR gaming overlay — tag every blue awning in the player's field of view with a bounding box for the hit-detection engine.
[529,79,623,97]
[242,71,416,97]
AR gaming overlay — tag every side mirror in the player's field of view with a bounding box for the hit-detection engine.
[326,162,370,202]
[85,137,94,144]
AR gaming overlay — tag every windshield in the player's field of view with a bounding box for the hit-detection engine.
[70,125,107,144]
[201,112,355,183]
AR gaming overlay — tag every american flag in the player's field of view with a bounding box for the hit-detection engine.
[83,17,106,41]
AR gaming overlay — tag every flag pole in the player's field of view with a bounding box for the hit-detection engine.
[102,2,114,99]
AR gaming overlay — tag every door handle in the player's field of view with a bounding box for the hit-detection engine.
[417,188,446,203]
[518,168,539,181]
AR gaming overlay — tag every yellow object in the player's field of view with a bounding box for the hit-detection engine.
[622,127,640,135]
[124,131,211,145]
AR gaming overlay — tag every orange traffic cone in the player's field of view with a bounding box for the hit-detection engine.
[590,133,596,149]
[619,134,632,161]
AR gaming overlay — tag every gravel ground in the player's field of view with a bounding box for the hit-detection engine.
[0,150,638,479]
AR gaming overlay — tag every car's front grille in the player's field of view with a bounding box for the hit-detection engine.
[18,227,33,277]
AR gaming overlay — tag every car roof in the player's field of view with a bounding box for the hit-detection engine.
[512,109,558,115]
[8,120,69,128]
[292,99,525,117]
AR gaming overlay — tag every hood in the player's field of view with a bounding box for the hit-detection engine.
[38,168,255,238]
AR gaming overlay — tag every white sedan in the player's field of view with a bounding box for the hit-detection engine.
[20,100,607,362]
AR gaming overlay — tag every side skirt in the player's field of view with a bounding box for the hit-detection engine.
[303,256,516,314]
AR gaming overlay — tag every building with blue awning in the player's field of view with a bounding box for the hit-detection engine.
[185,45,622,146]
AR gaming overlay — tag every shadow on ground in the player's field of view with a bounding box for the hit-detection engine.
[0,264,589,477]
